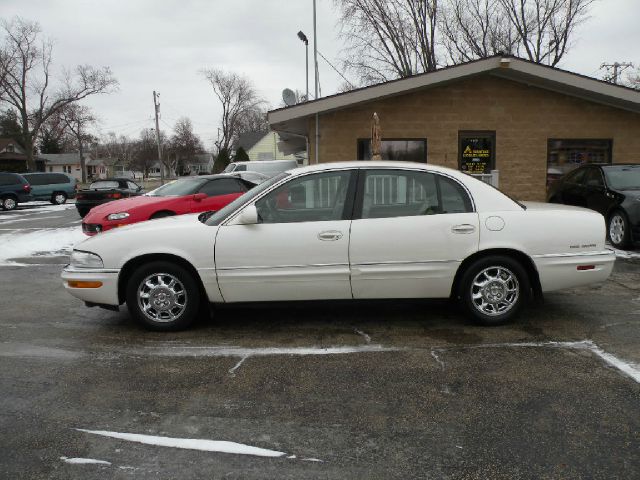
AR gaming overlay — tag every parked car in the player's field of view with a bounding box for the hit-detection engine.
[81,173,263,235]
[547,163,640,249]
[63,161,615,331]
[76,178,144,218]
[224,159,298,178]
[22,172,77,205]
[0,172,33,211]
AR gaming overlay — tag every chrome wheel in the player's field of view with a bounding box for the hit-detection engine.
[137,273,187,323]
[609,214,625,246]
[3,197,16,210]
[470,266,520,317]
[54,193,66,204]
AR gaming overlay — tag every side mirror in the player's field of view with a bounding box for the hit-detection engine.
[193,193,207,201]
[235,204,258,225]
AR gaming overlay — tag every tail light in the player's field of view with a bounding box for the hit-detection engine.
[106,193,122,199]
[23,184,31,193]
[77,194,84,200]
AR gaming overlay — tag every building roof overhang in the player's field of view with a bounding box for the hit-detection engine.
[268,55,640,136]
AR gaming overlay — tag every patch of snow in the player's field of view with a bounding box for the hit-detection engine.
[612,248,640,259]
[60,456,111,465]
[0,227,85,266]
[76,429,288,457]
[354,328,371,343]
[141,344,401,358]
[228,356,248,376]
[302,458,323,462]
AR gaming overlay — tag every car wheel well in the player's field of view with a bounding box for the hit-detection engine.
[1,193,17,200]
[118,253,207,305]
[450,248,542,301]
[150,210,176,219]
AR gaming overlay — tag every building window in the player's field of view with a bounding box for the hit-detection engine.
[357,139,427,162]
[547,139,612,186]
[458,131,495,175]
[6,144,14,153]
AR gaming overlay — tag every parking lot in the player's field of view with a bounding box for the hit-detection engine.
[1,203,639,479]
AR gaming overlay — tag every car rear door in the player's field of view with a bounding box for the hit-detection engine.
[559,168,588,207]
[349,168,479,299]
[214,169,356,302]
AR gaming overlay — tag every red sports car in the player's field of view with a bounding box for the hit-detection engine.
[81,173,264,235]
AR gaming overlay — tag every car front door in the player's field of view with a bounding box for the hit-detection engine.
[214,170,356,302]
[559,168,588,207]
[349,168,479,299]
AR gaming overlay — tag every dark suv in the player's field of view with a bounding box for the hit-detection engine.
[0,172,33,211]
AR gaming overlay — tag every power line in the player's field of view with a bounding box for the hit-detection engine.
[317,50,356,90]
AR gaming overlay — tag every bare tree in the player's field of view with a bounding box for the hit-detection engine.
[130,128,159,179]
[200,69,266,152]
[60,104,96,182]
[441,0,518,63]
[335,0,438,84]
[0,17,117,171]
[169,117,203,175]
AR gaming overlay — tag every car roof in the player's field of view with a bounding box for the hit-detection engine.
[287,161,467,179]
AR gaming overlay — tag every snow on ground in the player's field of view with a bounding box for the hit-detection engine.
[0,227,85,265]
[76,430,288,458]
[60,457,111,465]
[612,247,640,259]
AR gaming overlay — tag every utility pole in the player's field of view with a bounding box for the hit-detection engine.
[601,62,634,84]
[153,90,165,184]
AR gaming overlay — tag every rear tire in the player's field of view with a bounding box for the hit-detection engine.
[126,261,200,331]
[1,195,17,211]
[77,207,89,218]
[608,210,631,250]
[51,192,67,205]
[459,255,530,326]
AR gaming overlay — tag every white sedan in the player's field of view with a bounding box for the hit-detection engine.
[62,162,615,330]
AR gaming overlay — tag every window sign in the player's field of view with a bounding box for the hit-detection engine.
[459,132,495,175]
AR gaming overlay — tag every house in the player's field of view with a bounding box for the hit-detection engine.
[268,55,640,201]
[236,131,305,164]
[40,153,83,181]
[182,153,214,175]
[0,138,46,172]
[86,157,121,180]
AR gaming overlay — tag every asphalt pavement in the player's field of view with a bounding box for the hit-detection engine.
[0,203,639,479]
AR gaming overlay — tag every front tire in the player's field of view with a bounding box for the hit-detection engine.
[608,210,630,249]
[126,261,201,331]
[459,256,530,326]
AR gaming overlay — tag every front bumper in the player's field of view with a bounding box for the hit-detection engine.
[533,249,616,293]
[61,266,120,306]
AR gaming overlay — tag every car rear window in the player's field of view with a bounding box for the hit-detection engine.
[147,178,207,196]
[0,173,21,185]
[23,173,69,185]
[89,180,120,189]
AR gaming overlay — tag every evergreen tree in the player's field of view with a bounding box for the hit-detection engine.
[0,109,24,147]
[234,146,250,162]
[213,148,231,173]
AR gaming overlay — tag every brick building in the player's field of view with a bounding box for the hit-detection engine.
[268,55,640,201]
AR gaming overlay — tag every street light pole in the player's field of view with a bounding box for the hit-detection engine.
[297,31,309,101]
[153,90,164,185]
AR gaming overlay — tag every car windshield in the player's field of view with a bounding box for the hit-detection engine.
[205,172,289,226]
[604,166,640,190]
[89,180,120,189]
[147,178,207,196]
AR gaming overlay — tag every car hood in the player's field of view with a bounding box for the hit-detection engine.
[87,195,183,215]
[74,213,218,270]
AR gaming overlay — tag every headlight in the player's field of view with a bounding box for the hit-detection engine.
[107,212,130,221]
[70,250,104,269]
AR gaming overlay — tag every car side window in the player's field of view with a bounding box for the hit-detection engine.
[565,168,587,186]
[127,181,139,191]
[0,173,13,186]
[199,178,246,197]
[255,171,352,224]
[584,168,604,188]
[359,170,471,219]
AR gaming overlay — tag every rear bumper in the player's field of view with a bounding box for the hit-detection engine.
[533,250,616,292]
[61,266,120,306]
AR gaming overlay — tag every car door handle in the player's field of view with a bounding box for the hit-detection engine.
[451,224,476,234]
[318,230,343,241]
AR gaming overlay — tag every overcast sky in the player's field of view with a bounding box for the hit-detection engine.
[2,0,639,150]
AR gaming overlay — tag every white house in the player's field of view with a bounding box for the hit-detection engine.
[39,153,83,181]
[236,131,306,164]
